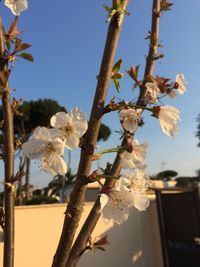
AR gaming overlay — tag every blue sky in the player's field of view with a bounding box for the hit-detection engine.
[0,0,200,188]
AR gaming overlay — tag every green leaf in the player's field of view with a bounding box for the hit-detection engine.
[103,4,112,12]
[6,41,11,51]
[113,79,120,92]
[112,59,123,73]
[161,1,173,11]
[112,72,124,79]
[18,52,34,62]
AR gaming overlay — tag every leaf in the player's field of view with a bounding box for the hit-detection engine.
[112,72,124,79]
[135,65,140,78]
[5,41,11,51]
[13,38,21,53]
[18,53,34,62]
[103,4,111,12]
[161,1,173,12]
[113,79,120,92]
[14,39,32,54]
[19,43,32,51]
[112,59,123,73]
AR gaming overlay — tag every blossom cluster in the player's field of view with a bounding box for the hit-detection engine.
[118,73,187,138]
[100,139,150,224]
[100,73,188,225]
[22,108,88,176]
[146,74,187,103]
[145,74,187,136]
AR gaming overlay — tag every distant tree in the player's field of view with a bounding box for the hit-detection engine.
[14,98,66,138]
[97,123,111,142]
[196,114,200,147]
[26,196,59,205]
[0,98,67,204]
[151,170,178,181]
[175,176,200,187]
[196,169,200,177]
[47,168,76,202]
[195,114,200,176]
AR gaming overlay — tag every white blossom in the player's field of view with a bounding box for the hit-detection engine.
[5,0,28,16]
[145,81,160,103]
[119,108,142,133]
[22,126,67,176]
[120,139,148,169]
[100,189,135,225]
[50,107,88,150]
[120,169,150,211]
[175,74,187,95]
[153,105,180,137]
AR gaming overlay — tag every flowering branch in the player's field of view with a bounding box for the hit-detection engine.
[0,16,15,267]
[51,1,129,266]
[138,0,160,105]
[66,0,161,265]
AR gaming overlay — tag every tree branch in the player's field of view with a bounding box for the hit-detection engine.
[66,1,161,266]
[51,2,129,267]
[0,17,15,267]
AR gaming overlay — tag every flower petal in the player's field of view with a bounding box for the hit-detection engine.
[100,190,134,225]
[119,108,142,133]
[50,112,71,129]
[51,139,65,156]
[65,135,80,150]
[32,126,51,142]
[133,192,150,211]
[5,0,28,16]
[22,139,47,159]
[42,154,67,176]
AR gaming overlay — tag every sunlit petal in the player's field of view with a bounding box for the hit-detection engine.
[5,0,28,16]
[22,139,46,159]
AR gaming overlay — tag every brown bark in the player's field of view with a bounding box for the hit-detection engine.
[67,0,161,266]
[52,2,129,267]
[25,157,30,202]
[0,17,15,267]
[16,155,24,206]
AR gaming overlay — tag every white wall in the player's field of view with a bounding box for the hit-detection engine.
[0,199,163,267]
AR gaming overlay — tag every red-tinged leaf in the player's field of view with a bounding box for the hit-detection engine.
[14,39,31,53]
[135,65,140,78]
[19,43,32,52]
[18,52,34,62]
[94,235,110,246]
